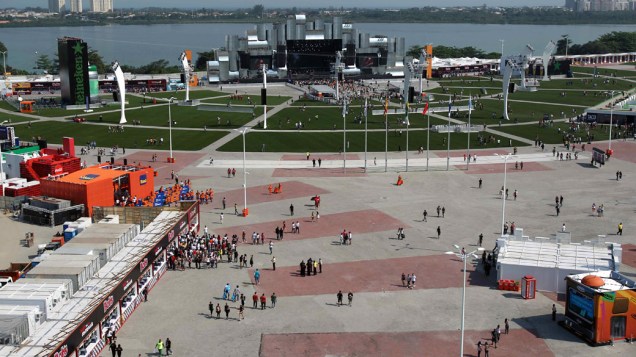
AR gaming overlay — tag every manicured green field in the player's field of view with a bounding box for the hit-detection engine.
[77,103,259,129]
[201,94,291,106]
[14,121,228,151]
[144,90,225,100]
[493,122,610,145]
[447,98,577,125]
[571,66,636,79]
[217,129,526,153]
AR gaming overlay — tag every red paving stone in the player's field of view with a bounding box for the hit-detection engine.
[121,151,205,185]
[459,162,552,175]
[587,141,636,164]
[213,209,407,243]
[260,329,553,357]
[281,154,360,161]
[540,291,567,307]
[272,167,366,178]
[249,255,490,297]
[621,244,636,268]
[210,181,330,209]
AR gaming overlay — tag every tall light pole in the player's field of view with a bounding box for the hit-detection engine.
[0,120,8,196]
[262,63,268,129]
[496,153,512,236]
[234,127,249,216]
[609,90,614,151]
[445,245,485,357]
[168,97,176,162]
[0,51,6,79]
[342,96,347,174]
[499,39,505,57]
[563,35,569,57]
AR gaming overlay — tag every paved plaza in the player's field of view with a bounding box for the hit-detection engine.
[110,139,636,357]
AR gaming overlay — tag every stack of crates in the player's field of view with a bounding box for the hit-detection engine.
[498,279,519,291]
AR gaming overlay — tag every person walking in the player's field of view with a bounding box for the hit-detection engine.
[348,291,353,306]
[222,197,226,210]
[155,339,164,356]
[269,241,273,255]
[504,318,510,334]
[224,303,230,319]
[271,292,277,308]
[254,269,261,285]
[478,233,484,247]
[234,203,239,215]
[220,212,224,224]
[479,178,483,188]
[477,341,482,357]
[337,290,343,306]
[617,222,623,235]
[110,342,117,357]
[215,303,221,319]
[423,210,427,222]
[442,206,446,218]
[238,304,245,320]
[252,292,258,309]
[555,205,560,216]
[484,342,490,357]
[208,301,214,317]
[165,338,171,356]
[260,293,267,310]
[271,256,276,271]
[552,304,557,321]
[437,226,441,239]
[402,273,406,287]
[116,344,123,357]
[289,203,294,216]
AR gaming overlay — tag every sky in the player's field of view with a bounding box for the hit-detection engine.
[5,1,560,10]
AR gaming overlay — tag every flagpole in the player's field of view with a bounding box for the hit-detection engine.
[343,97,347,174]
[466,95,471,171]
[385,96,388,173]
[406,105,409,172]
[427,109,430,171]
[364,97,368,172]
[447,95,451,171]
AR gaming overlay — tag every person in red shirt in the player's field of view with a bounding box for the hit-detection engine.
[260,293,267,310]
[252,292,258,309]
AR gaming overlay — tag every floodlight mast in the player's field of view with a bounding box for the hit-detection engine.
[111,61,127,124]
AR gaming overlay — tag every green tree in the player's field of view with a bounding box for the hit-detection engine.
[87,48,107,74]
[251,5,264,18]
[35,54,53,73]
[0,41,7,55]
[195,50,217,71]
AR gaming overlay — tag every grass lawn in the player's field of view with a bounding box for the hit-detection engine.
[494,122,609,145]
[14,121,228,151]
[78,103,257,129]
[449,98,576,125]
[572,66,636,79]
[265,107,449,130]
[25,95,151,118]
[201,94,290,106]
[1,115,39,124]
[508,90,603,107]
[217,129,527,153]
[0,100,18,112]
[144,90,225,100]
[290,98,332,107]
[536,77,634,91]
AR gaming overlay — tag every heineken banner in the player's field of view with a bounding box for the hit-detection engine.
[58,37,90,106]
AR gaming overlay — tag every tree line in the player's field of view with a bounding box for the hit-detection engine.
[1,31,634,75]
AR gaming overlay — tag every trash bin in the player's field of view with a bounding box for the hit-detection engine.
[242,208,249,217]
[521,275,536,299]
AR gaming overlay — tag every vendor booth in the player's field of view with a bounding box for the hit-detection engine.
[563,271,636,345]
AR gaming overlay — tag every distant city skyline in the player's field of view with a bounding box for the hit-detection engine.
[4,0,561,10]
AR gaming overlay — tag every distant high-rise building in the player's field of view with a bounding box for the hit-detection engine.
[91,0,114,13]
[48,0,66,13]
[69,0,82,13]
[565,0,636,11]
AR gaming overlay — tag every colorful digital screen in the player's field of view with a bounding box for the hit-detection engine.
[568,287,594,323]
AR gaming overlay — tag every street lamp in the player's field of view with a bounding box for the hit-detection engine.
[168,97,176,162]
[609,91,614,151]
[0,120,8,196]
[499,39,504,57]
[445,245,485,357]
[495,153,512,236]
[233,127,250,216]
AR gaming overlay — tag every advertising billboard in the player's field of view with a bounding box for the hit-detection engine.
[58,37,90,106]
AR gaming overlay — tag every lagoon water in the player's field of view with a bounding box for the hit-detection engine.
[2,22,636,69]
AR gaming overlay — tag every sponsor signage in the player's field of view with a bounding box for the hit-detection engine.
[79,173,100,181]
[50,203,198,357]
[139,174,147,185]
[103,295,115,313]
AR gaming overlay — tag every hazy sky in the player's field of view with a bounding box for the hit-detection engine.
[6,1,561,9]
